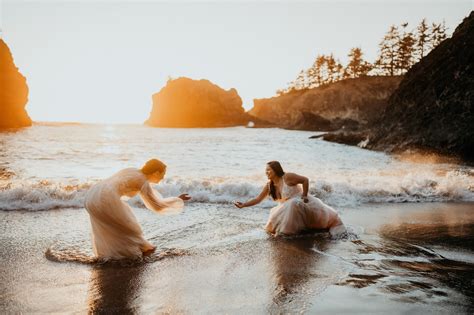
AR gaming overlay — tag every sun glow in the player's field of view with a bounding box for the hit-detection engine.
[2,1,470,124]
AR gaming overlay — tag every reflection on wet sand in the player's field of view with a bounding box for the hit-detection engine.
[88,265,146,313]
[268,234,331,311]
[380,203,474,248]
[3,202,474,313]
[377,205,474,305]
[340,204,474,309]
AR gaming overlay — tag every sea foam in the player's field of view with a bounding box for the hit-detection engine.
[1,171,472,211]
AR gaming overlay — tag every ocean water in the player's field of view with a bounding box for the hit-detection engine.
[0,124,473,211]
[1,124,474,312]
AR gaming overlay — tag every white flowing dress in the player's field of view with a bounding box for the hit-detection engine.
[265,181,346,236]
[84,168,184,259]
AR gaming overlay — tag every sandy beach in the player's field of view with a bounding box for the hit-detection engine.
[1,202,473,313]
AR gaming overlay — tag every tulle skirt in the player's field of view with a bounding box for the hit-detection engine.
[84,184,154,259]
[265,195,345,237]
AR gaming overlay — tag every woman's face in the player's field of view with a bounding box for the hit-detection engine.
[266,165,276,180]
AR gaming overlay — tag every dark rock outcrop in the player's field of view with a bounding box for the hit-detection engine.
[367,12,474,161]
[320,131,369,146]
[249,76,402,131]
[145,77,251,128]
[0,39,32,128]
[290,112,360,132]
[291,112,335,131]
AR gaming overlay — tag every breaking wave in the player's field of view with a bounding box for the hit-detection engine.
[1,170,473,211]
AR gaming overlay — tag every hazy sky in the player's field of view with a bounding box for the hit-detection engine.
[2,0,472,123]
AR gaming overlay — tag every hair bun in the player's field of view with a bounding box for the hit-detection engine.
[141,159,166,175]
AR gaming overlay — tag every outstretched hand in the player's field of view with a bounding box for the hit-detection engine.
[234,201,245,208]
[179,193,191,201]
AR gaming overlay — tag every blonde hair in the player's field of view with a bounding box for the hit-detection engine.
[141,159,166,175]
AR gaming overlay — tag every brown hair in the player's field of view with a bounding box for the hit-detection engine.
[267,161,285,200]
[141,159,166,175]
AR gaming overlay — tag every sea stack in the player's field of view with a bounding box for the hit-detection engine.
[145,77,249,128]
[0,39,32,128]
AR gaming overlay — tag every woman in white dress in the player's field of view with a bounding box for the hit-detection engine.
[84,159,191,260]
[234,161,345,237]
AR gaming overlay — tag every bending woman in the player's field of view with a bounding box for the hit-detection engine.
[234,161,345,237]
[84,159,191,260]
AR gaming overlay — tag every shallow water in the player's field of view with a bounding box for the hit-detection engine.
[1,125,474,312]
[1,203,473,313]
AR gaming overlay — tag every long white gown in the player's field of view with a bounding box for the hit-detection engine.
[265,181,346,236]
[84,168,184,259]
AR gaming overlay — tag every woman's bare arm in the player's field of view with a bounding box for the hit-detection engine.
[234,184,269,208]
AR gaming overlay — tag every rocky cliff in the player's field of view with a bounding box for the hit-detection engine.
[249,76,402,131]
[145,77,252,128]
[0,39,32,128]
[367,12,474,161]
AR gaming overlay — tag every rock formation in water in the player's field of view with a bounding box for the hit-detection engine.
[249,76,402,131]
[366,12,474,160]
[145,77,254,128]
[0,39,32,128]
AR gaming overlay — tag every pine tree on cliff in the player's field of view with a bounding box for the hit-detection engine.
[285,79,296,93]
[415,18,430,60]
[294,69,308,90]
[430,21,448,48]
[375,25,400,75]
[288,54,346,91]
[284,69,308,93]
[326,53,345,83]
[285,75,296,93]
[306,54,326,88]
[335,61,346,81]
[397,23,416,74]
[345,47,372,78]
[305,66,316,88]
[318,55,330,85]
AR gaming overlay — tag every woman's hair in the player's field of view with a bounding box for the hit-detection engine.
[141,159,166,175]
[267,161,285,200]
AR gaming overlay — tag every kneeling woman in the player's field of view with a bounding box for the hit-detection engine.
[234,161,345,237]
[84,159,191,260]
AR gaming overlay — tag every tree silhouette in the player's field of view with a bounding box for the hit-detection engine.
[278,18,450,96]
[431,20,448,48]
[346,47,372,78]
[375,25,400,76]
[306,54,327,88]
[326,53,345,83]
[416,18,430,59]
[397,22,416,73]
[294,69,307,90]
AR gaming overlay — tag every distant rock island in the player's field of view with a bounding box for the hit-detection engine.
[249,76,402,131]
[322,12,474,161]
[0,39,32,128]
[145,77,258,128]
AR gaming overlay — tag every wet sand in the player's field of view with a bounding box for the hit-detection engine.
[1,202,474,313]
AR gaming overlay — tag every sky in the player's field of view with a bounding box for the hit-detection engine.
[1,0,472,123]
